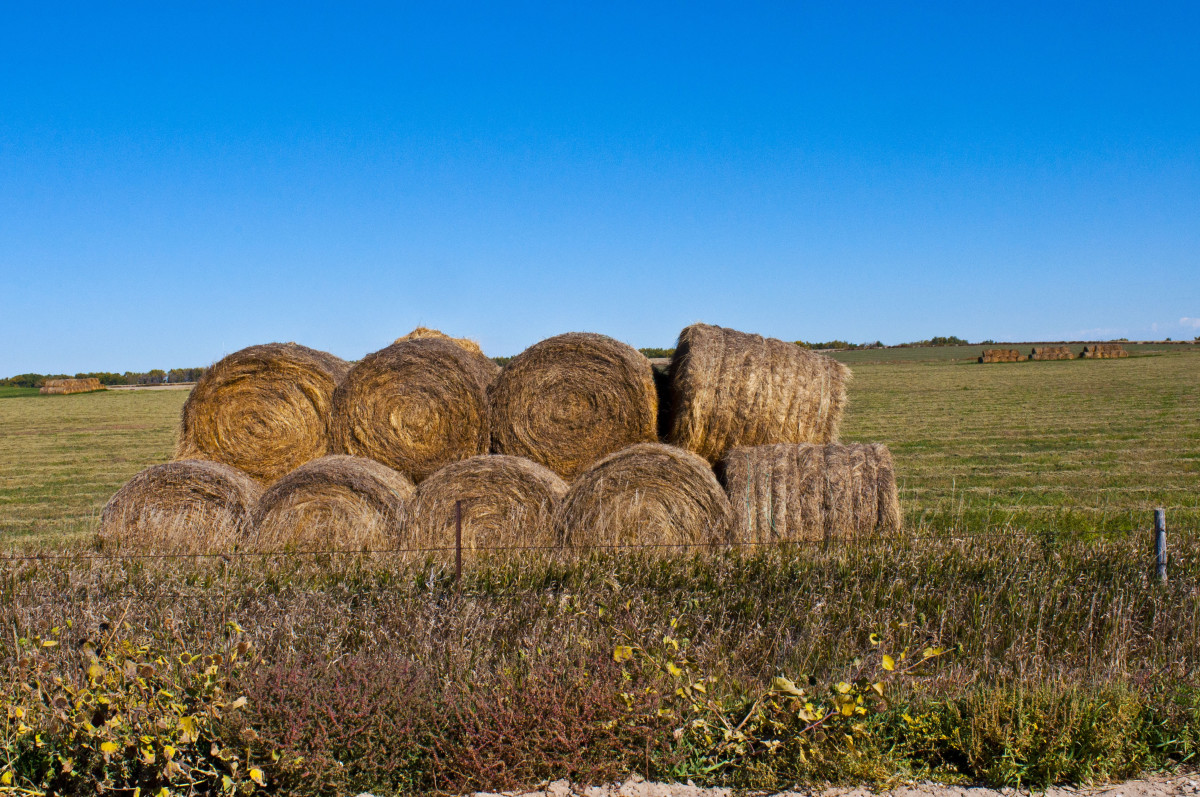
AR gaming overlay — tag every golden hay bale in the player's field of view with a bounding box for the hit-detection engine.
[556,443,732,550]
[1081,343,1129,359]
[667,324,851,464]
[395,326,486,357]
[489,333,658,481]
[1030,346,1075,361]
[247,455,415,553]
[330,337,499,483]
[97,460,262,553]
[722,443,901,543]
[408,454,567,553]
[40,378,105,395]
[979,348,1025,363]
[175,343,350,485]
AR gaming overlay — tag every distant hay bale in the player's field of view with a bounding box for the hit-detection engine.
[979,348,1026,363]
[40,378,105,395]
[557,443,732,550]
[1030,346,1075,361]
[1081,343,1129,359]
[176,343,350,485]
[667,324,850,464]
[722,443,901,543]
[408,455,567,553]
[395,326,486,357]
[97,460,262,554]
[248,455,415,552]
[489,333,658,481]
[331,337,499,483]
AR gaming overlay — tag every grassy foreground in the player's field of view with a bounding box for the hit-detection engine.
[1,347,1198,793]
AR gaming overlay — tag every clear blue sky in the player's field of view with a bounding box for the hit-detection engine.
[2,2,1198,374]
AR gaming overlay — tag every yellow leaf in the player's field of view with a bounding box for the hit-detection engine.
[881,655,895,671]
[249,767,265,786]
[230,696,247,710]
[612,645,634,663]
[666,663,683,678]
[835,682,852,694]
[840,702,855,716]
[178,715,198,742]
[868,632,881,646]
[1,771,13,785]
[163,744,176,760]
[872,682,885,696]
[100,741,118,755]
[770,676,805,697]
[157,788,171,797]
[42,639,59,647]
[692,682,706,694]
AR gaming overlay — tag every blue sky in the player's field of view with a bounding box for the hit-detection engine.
[2,2,1198,373]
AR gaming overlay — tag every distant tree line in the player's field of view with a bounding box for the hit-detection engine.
[0,368,207,388]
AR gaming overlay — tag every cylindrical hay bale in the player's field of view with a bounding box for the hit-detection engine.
[722,443,901,544]
[489,333,658,481]
[98,460,262,553]
[396,326,487,357]
[667,324,851,464]
[248,455,415,552]
[557,443,732,550]
[176,343,350,485]
[408,455,567,553]
[40,378,105,395]
[330,338,498,483]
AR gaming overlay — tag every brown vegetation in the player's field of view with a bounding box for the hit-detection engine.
[488,333,658,481]
[248,455,415,552]
[979,349,1026,363]
[330,337,498,483]
[39,377,105,395]
[407,454,567,553]
[721,442,901,543]
[97,459,261,553]
[668,324,850,463]
[175,343,350,484]
[556,442,732,549]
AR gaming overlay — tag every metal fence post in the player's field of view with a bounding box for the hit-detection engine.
[455,500,463,587]
[1154,508,1167,584]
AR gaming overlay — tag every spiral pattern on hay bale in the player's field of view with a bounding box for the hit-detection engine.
[408,454,567,553]
[667,324,850,464]
[330,337,499,483]
[176,343,350,484]
[98,460,262,553]
[556,443,732,550]
[489,332,658,481]
[248,455,415,553]
[721,442,901,543]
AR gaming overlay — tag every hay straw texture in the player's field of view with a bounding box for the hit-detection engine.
[722,443,901,543]
[667,324,851,464]
[330,337,499,483]
[556,443,733,550]
[395,326,486,357]
[1081,343,1130,359]
[175,343,350,485]
[489,333,659,481]
[97,460,262,554]
[248,455,415,553]
[408,455,568,553]
[1030,346,1075,361]
[40,378,105,395]
[979,349,1027,363]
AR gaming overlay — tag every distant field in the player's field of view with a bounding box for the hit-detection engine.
[0,346,1197,549]
[827,340,1199,364]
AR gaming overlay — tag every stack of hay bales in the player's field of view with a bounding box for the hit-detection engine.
[1030,346,1075,361]
[40,378,105,395]
[978,349,1026,363]
[1081,343,1129,359]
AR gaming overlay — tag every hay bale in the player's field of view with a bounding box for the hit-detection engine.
[667,324,850,464]
[408,454,567,552]
[330,337,498,483]
[176,343,350,485]
[1081,343,1129,359]
[722,442,901,543]
[489,333,658,481]
[248,455,415,552]
[979,348,1025,363]
[97,460,262,553]
[40,378,105,395]
[396,326,486,357]
[557,442,732,550]
[1030,346,1075,361]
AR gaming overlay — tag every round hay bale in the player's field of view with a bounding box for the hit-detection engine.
[97,460,262,554]
[330,337,498,483]
[721,442,901,544]
[248,455,416,552]
[489,332,658,481]
[176,343,350,485]
[408,454,567,553]
[557,443,732,550]
[396,326,486,357]
[667,324,851,464]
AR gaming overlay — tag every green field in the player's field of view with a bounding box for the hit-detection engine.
[2,346,1196,549]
